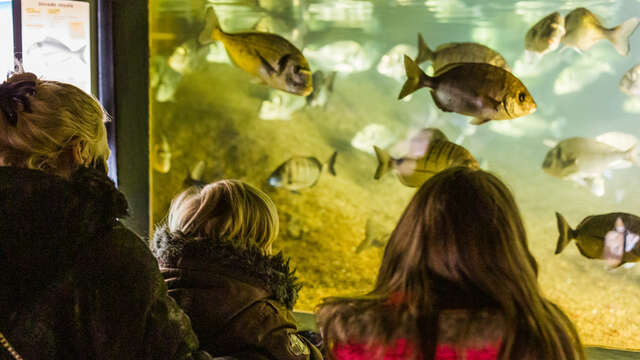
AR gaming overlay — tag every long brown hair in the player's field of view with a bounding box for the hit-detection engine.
[317,167,583,359]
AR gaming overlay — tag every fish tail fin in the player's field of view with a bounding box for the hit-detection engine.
[398,55,431,100]
[627,143,640,165]
[326,151,338,176]
[76,45,87,64]
[607,17,639,56]
[555,212,576,254]
[415,33,433,65]
[356,219,376,253]
[199,7,222,44]
[373,146,392,180]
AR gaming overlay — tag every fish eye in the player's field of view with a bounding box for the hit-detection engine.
[518,92,526,102]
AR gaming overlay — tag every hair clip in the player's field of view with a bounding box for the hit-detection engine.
[0,80,36,126]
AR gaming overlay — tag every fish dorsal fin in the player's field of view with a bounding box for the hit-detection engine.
[433,62,465,77]
[257,51,276,75]
[277,54,291,74]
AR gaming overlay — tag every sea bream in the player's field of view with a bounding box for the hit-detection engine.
[199,7,312,96]
[269,152,338,191]
[561,7,639,56]
[541,133,639,196]
[555,212,640,267]
[414,33,510,72]
[399,56,536,125]
[373,139,478,188]
[525,12,566,56]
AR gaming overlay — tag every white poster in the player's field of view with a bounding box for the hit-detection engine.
[0,0,13,78]
[22,0,91,94]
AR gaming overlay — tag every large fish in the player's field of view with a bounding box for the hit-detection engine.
[561,7,639,56]
[555,212,640,267]
[525,12,566,56]
[399,56,536,125]
[373,139,478,187]
[541,134,638,196]
[269,152,338,191]
[199,7,312,96]
[414,33,510,72]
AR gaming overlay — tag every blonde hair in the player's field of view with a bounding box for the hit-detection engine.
[167,180,279,253]
[0,72,109,176]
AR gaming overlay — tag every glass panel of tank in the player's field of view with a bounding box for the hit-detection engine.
[150,0,640,349]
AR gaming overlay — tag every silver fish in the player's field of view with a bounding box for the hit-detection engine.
[27,37,86,63]
[525,12,566,56]
[269,152,338,191]
[541,134,638,196]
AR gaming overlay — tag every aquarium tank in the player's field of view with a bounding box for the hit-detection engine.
[150,0,640,350]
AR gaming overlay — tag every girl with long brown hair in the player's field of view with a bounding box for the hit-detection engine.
[317,166,584,360]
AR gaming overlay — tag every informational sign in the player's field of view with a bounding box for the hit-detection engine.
[0,0,13,78]
[22,0,91,94]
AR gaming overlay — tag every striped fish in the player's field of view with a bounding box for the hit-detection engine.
[269,152,338,191]
[373,139,478,187]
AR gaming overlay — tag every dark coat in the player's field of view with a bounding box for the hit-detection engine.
[0,166,211,360]
[152,228,323,360]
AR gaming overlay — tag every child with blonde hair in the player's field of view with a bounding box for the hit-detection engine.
[0,72,211,360]
[153,180,322,360]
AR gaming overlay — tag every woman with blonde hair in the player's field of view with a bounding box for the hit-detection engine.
[152,180,323,360]
[317,167,584,360]
[0,72,211,359]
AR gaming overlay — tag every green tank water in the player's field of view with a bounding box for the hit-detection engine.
[150,0,640,351]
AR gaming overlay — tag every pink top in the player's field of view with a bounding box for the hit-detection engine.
[334,338,500,360]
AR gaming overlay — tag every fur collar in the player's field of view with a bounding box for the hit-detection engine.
[153,226,302,309]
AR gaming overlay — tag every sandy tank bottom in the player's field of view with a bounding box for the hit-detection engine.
[151,63,640,350]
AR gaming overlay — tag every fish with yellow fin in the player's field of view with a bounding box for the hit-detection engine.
[373,140,478,187]
[561,7,639,56]
[399,55,536,125]
[199,7,313,96]
[415,33,510,72]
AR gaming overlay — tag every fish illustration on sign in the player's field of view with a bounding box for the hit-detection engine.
[199,7,312,96]
[555,212,640,268]
[399,56,536,125]
[27,37,87,64]
[561,7,639,55]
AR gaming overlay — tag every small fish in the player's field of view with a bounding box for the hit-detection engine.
[199,7,312,96]
[152,135,172,174]
[356,218,391,254]
[555,212,640,267]
[541,134,638,196]
[373,139,479,188]
[168,42,194,74]
[399,56,536,125]
[27,37,87,64]
[269,152,338,191]
[561,7,639,56]
[183,160,208,188]
[525,12,566,56]
[306,71,337,108]
[414,33,510,73]
[377,44,417,81]
[619,64,640,97]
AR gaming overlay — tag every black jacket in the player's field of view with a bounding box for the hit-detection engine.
[0,166,211,360]
[153,228,323,360]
